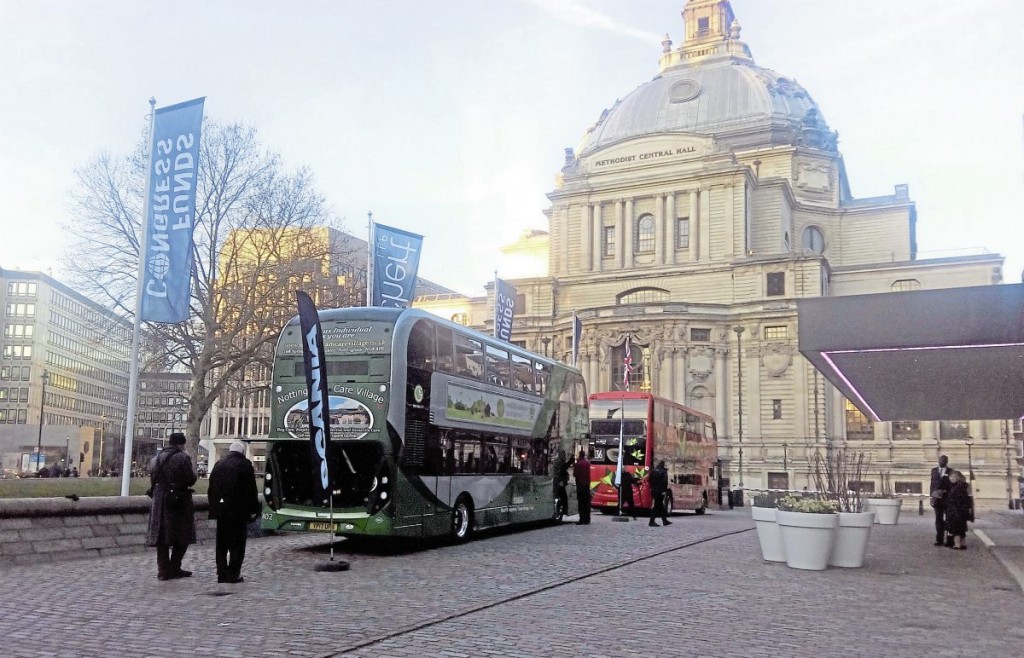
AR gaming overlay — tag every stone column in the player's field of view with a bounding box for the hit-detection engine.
[592,203,603,273]
[715,347,728,438]
[666,193,676,266]
[615,201,624,270]
[689,191,699,262]
[655,195,665,266]
[969,420,985,440]
[700,189,712,261]
[724,185,735,259]
[624,198,634,268]
[580,204,591,273]
[748,343,762,440]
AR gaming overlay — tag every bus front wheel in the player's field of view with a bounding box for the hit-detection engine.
[664,494,674,517]
[451,496,474,542]
[695,492,708,515]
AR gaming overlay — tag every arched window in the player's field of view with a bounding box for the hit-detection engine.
[613,340,651,391]
[802,226,825,254]
[891,279,921,292]
[617,288,669,305]
[634,215,655,253]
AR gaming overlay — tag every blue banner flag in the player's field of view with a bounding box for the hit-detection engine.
[371,223,423,307]
[494,276,516,342]
[296,290,333,504]
[140,97,205,323]
[572,312,583,367]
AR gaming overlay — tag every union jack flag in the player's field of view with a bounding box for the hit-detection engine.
[623,336,633,390]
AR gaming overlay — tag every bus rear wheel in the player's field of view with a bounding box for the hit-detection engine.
[451,496,474,542]
[664,494,674,517]
[695,492,708,515]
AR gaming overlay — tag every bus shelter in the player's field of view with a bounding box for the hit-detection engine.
[797,283,1024,422]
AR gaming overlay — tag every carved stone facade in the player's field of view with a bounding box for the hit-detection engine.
[415,0,1012,503]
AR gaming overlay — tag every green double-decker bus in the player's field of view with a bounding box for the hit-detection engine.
[260,307,589,541]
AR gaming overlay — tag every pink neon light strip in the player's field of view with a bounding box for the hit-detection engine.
[825,342,1024,355]
[819,351,882,422]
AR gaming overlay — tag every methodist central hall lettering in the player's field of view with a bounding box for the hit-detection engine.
[595,146,697,167]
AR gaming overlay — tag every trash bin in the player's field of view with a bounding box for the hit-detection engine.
[731,489,745,508]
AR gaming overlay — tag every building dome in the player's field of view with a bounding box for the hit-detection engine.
[575,1,835,157]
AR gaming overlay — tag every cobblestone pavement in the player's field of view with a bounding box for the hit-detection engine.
[1,508,1022,658]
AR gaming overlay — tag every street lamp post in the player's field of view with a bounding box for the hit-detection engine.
[965,436,975,482]
[35,371,49,472]
[733,326,745,489]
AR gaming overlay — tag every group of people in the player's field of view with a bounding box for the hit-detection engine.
[554,449,672,527]
[145,433,261,583]
[929,454,974,550]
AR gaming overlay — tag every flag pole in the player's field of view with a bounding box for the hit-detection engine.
[120,97,156,496]
[493,270,499,338]
[366,211,374,306]
[613,336,630,522]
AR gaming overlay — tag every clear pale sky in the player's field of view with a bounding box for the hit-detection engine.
[2,1,1022,295]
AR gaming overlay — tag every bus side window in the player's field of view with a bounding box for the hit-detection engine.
[535,362,550,395]
[408,320,435,371]
[436,327,455,373]
[485,344,510,387]
[455,334,483,380]
[511,354,533,393]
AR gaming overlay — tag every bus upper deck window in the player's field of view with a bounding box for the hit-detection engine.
[409,321,435,370]
[436,327,455,373]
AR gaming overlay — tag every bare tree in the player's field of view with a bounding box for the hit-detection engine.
[65,120,364,457]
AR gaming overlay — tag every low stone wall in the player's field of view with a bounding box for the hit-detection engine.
[0,495,216,567]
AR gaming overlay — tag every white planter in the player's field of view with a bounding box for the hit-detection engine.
[829,511,875,568]
[751,506,786,562]
[776,510,838,571]
[864,498,902,525]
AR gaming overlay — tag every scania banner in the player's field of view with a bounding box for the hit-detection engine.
[371,223,423,307]
[296,290,333,504]
[494,276,516,342]
[140,97,205,323]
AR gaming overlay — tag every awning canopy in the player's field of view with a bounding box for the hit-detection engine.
[797,284,1024,421]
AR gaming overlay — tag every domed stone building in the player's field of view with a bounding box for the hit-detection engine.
[416,0,1015,503]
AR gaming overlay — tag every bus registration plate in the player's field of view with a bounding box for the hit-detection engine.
[308,522,339,532]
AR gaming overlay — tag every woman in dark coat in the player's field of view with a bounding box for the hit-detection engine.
[944,470,973,550]
[146,432,198,580]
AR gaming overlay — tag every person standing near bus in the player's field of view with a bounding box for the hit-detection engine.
[649,460,671,527]
[553,449,570,520]
[619,468,637,520]
[146,432,198,581]
[208,441,261,584]
[573,450,591,525]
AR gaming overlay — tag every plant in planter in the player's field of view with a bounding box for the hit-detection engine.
[811,449,875,567]
[751,493,785,562]
[863,471,902,525]
[775,494,839,571]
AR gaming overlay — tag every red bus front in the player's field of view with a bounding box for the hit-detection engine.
[587,392,719,515]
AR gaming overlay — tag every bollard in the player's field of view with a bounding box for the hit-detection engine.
[919,499,924,515]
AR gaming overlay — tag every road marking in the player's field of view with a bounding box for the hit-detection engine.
[973,529,995,547]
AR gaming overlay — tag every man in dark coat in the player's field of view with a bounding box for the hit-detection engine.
[649,460,672,527]
[573,450,591,525]
[146,432,198,581]
[553,449,570,520]
[929,455,952,546]
[619,468,637,520]
[208,441,261,584]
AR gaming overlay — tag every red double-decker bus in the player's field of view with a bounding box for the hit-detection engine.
[587,392,719,515]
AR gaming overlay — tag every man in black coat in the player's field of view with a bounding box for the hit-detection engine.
[146,432,198,580]
[649,460,672,527]
[573,450,592,525]
[208,441,261,584]
[929,455,952,546]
